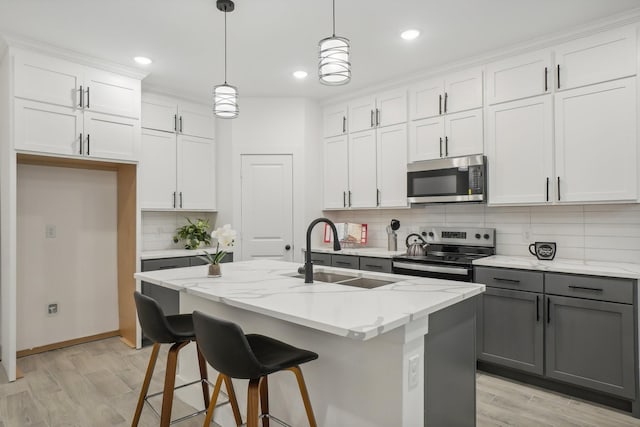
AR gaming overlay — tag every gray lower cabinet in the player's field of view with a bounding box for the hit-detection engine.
[311,252,391,272]
[546,294,635,399]
[310,252,332,266]
[331,254,360,270]
[477,287,544,375]
[360,256,392,273]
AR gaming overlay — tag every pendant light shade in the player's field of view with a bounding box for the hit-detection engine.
[213,0,238,119]
[319,0,350,85]
[213,83,238,118]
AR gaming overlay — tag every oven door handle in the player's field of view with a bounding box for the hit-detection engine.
[392,262,470,276]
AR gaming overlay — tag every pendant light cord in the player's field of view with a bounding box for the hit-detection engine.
[332,0,336,36]
[224,8,228,84]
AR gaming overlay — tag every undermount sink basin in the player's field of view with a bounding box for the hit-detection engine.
[285,271,393,289]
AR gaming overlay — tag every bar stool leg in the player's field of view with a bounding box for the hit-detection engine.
[131,343,161,427]
[196,343,211,408]
[160,341,189,427]
[247,378,261,427]
[223,375,243,426]
[259,376,269,427]
[203,374,224,427]
[287,366,317,427]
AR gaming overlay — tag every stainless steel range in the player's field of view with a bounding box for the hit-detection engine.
[392,226,496,282]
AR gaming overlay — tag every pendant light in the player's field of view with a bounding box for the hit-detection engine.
[213,0,239,119]
[318,0,351,85]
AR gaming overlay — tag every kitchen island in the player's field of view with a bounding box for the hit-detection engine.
[134,260,485,427]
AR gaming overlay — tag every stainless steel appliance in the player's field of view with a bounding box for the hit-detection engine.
[407,154,486,204]
[392,226,495,281]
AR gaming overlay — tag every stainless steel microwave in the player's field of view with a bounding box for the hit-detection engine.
[407,155,486,204]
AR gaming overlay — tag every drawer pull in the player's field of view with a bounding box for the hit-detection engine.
[365,264,383,269]
[568,285,603,292]
[493,277,520,284]
[335,261,351,266]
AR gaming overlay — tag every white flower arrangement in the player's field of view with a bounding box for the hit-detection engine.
[199,224,236,265]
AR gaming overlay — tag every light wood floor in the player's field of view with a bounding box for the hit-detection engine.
[1,337,639,427]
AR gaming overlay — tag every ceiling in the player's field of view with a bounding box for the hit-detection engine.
[1,0,639,102]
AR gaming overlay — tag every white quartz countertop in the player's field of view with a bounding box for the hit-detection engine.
[141,248,234,260]
[473,255,640,279]
[309,246,406,258]
[134,259,484,340]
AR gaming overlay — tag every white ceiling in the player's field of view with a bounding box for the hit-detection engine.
[1,0,639,102]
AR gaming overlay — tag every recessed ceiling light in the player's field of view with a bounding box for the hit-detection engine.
[400,29,420,41]
[293,70,308,79]
[134,56,153,65]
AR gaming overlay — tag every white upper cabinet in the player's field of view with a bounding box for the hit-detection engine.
[409,117,444,161]
[348,130,378,208]
[486,50,553,105]
[349,89,406,133]
[323,104,348,137]
[177,135,217,210]
[377,124,407,208]
[323,135,349,209]
[11,48,142,162]
[140,129,178,209]
[554,77,637,203]
[555,25,637,91]
[409,67,482,120]
[487,96,554,205]
[142,94,215,139]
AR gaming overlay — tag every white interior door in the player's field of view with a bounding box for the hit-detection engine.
[241,155,293,261]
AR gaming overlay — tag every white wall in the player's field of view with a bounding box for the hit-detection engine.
[16,164,119,350]
[323,203,640,263]
[226,97,323,262]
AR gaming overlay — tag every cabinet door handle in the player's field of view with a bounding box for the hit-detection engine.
[557,176,561,201]
[174,114,177,132]
[343,191,346,208]
[557,64,560,89]
[376,188,380,206]
[86,134,90,155]
[547,297,551,323]
[348,190,352,207]
[439,137,443,158]
[79,85,83,108]
[439,94,442,115]
[79,133,83,155]
[445,136,449,157]
[493,277,520,284]
[376,108,380,126]
[173,191,177,208]
[86,86,90,108]
[179,191,183,208]
[342,116,346,133]
[544,67,548,92]
[179,116,183,133]
[536,295,540,322]
[568,285,603,292]
[444,92,448,113]
[546,177,549,202]
[370,110,374,128]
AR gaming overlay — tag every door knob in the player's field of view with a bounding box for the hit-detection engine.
[285,244,291,251]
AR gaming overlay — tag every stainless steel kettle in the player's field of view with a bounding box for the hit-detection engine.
[405,233,428,256]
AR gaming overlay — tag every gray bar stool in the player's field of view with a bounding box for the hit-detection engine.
[132,292,242,427]
[193,310,319,427]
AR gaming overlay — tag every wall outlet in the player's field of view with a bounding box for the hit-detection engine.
[408,354,420,389]
[47,303,58,316]
[45,224,56,239]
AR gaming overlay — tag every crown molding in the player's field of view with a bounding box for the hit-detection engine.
[0,32,149,80]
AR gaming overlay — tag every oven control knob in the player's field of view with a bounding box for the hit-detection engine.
[428,232,434,237]
[421,231,427,236]
[475,233,481,239]
[483,234,490,240]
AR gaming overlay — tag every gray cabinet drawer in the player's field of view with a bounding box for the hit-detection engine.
[360,257,392,273]
[142,257,190,272]
[474,266,543,293]
[331,254,360,270]
[189,256,208,266]
[310,252,332,266]
[545,273,634,304]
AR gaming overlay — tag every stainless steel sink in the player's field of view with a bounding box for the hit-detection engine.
[285,271,393,288]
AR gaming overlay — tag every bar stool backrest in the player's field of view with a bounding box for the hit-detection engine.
[193,310,265,379]
[134,291,182,344]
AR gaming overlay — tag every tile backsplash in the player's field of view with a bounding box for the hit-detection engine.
[142,211,217,251]
[324,203,640,264]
